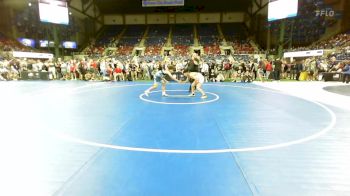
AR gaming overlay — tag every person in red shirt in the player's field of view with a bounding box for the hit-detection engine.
[91,60,97,69]
[90,60,99,80]
[113,66,124,81]
[265,60,273,80]
[70,60,77,80]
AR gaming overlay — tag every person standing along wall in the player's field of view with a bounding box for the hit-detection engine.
[296,60,304,81]
[274,58,282,81]
[342,61,350,83]
[265,60,272,80]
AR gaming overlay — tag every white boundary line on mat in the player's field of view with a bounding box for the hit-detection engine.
[44,83,336,154]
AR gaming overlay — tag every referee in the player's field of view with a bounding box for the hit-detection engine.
[187,53,201,92]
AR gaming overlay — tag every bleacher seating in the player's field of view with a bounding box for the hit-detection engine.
[96,25,123,47]
[145,25,169,56]
[336,52,350,61]
[111,25,146,55]
[171,25,193,55]
[80,22,266,57]
[81,22,257,56]
[148,25,169,37]
[145,45,163,56]
[118,37,141,46]
[221,23,247,40]
[221,23,254,54]
[0,32,35,52]
[145,36,166,56]
[269,0,339,45]
[146,37,167,46]
[197,24,221,54]
[203,45,221,55]
[287,32,350,52]
[198,24,221,55]
[123,25,146,37]
[174,45,189,56]
[117,45,134,55]
[172,25,194,46]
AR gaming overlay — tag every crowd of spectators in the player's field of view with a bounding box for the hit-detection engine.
[269,0,339,45]
[255,56,349,82]
[1,21,349,83]
[145,45,163,56]
[1,49,349,83]
[286,33,350,52]
[311,33,350,50]
[83,44,105,57]
[220,23,256,54]
[203,45,221,55]
[81,23,258,57]
[283,31,350,76]
[173,45,190,56]
[228,39,255,54]
[145,25,169,56]
[172,24,194,56]
[0,33,37,53]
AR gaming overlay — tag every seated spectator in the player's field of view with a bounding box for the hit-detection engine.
[215,72,225,82]
[0,62,8,81]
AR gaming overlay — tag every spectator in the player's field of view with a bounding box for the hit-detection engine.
[296,61,304,81]
[265,60,272,80]
[273,58,282,81]
[343,61,350,83]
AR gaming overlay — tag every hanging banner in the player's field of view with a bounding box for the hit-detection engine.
[284,50,324,58]
[13,51,54,59]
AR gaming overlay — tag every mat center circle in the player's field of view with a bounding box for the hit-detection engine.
[139,90,220,105]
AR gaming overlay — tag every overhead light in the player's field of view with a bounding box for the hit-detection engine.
[69,12,72,15]
[28,2,32,6]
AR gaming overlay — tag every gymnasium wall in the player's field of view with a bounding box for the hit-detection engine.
[175,13,198,24]
[125,14,146,25]
[199,13,220,23]
[147,14,168,24]
[104,15,124,25]
[103,12,245,25]
[222,12,245,23]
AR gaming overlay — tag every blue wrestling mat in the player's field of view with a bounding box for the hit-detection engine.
[1,81,349,196]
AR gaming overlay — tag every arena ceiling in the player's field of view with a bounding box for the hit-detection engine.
[95,0,252,14]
